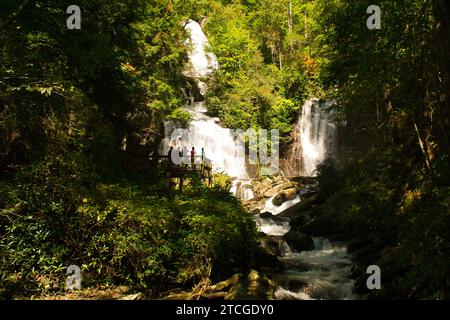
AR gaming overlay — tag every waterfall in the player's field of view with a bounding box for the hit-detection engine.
[159,20,248,180]
[299,99,336,176]
[166,102,248,179]
[183,20,219,79]
[283,99,337,177]
[231,180,255,200]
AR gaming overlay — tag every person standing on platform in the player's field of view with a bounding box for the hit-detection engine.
[201,148,206,171]
[190,147,196,169]
[167,146,174,169]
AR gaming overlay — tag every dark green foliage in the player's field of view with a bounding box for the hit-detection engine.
[0,0,257,299]
[311,0,450,299]
[315,157,342,200]
[202,0,309,146]
[0,156,256,297]
[1,0,450,301]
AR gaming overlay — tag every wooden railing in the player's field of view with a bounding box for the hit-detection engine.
[152,155,213,178]
[119,150,213,180]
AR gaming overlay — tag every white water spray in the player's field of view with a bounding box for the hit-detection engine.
[283,99,337,177]
[183,20,219,79]
[274,238,357,300]
[262,195,301,216]
[160,20,248,180]
[299,99,336,176]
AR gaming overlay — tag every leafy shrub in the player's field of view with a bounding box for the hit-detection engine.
[0,154,256,298]
[315,157,342,200]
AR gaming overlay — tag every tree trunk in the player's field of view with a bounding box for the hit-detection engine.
[279,51,283,70]
[414,123,431,169]
[288,2,294,52]
[304,10,308,40]
[432,0,450,153]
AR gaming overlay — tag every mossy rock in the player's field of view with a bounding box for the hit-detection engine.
[226,270,277,300]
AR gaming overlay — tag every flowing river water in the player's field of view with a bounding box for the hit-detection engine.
[160,19,357,300]
[255,196,357,300]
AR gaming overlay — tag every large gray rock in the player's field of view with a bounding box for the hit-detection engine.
[272,202,304,220]
[300,214,341,237]
[289,213,313,229]
[272,193,287,206]
[284,230,315,252]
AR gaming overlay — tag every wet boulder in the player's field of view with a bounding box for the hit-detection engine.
[272,193,287,206]
[284,230,315,252]
[289,213,313,229]
[257,235,287,256]
[272,188,298,206]
[260,211,274,219]
[253,245,285,272]
[275,193,318,220]
[300,216,337,237]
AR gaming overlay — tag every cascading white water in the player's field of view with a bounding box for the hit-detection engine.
[254,214,291,236]
[183,20,219,91]
[299,99,336,176]
[160,20,248,180]
[256,205,357,299]
[262,195,301,216]
[274,238,356,300]
[230,180,255,200]
[282,99,336,177]
[159,19,354,300]
[255,185,357,299]
[171,106,248,179]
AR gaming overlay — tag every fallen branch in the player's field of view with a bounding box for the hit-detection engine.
[414,122,431,169]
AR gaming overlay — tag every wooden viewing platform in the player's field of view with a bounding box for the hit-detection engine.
[119,149,214,188]
[151,155,213,178]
